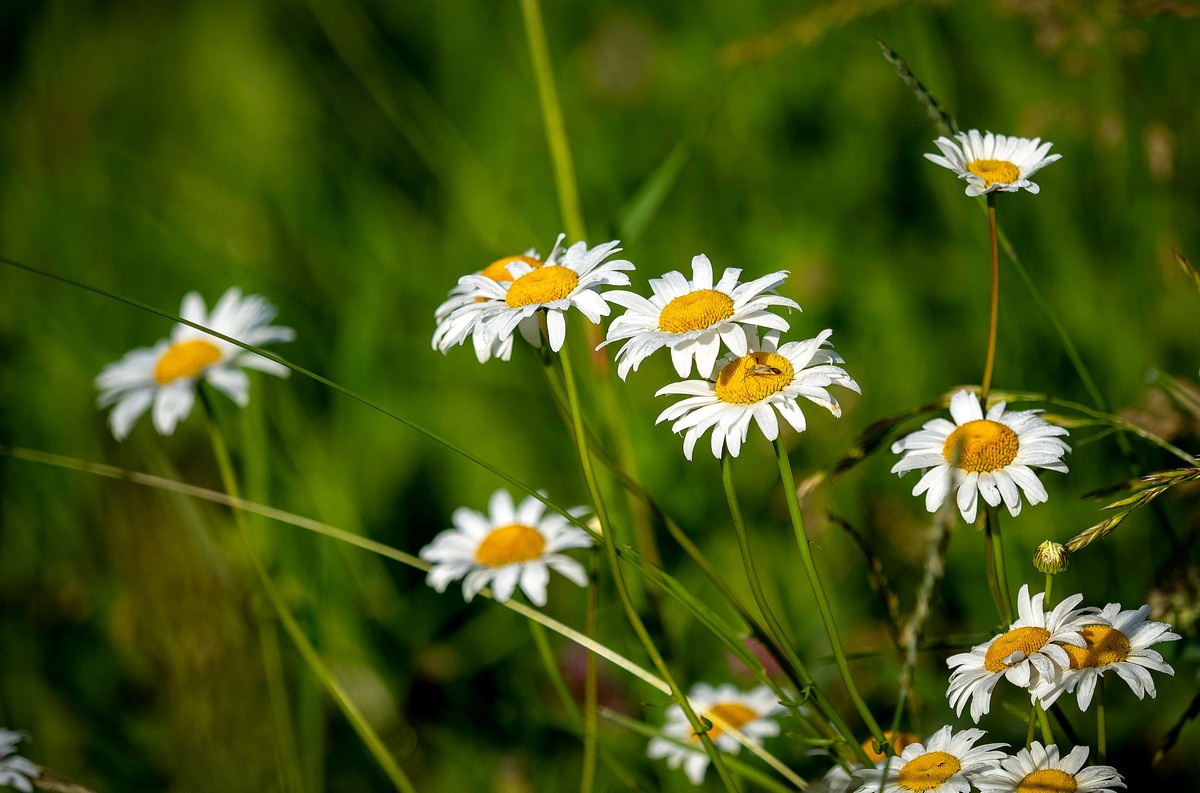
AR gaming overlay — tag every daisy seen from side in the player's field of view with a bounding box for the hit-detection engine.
[646,683,781,786]
[851,725,1008,793]
[925,130,1061,197]
[432,236,566,363]
[891,390,1070,523]
[419,489,592,607]
[1036,602,1180,711]
[455,237,634,353]
[655,329,859,460]
[601,253,799,379]
[95,287,295,440]
[946,585,1091,723]
[974,742,1125,793]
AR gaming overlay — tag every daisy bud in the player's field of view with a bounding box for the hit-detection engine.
[1033,540,1070,575]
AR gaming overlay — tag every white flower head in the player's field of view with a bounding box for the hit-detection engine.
[1036,603,1180,711]
[947,585,1091,723]
[646,683,781,786]
[601,254,799,379]
[655,328,859,460]
[451,237,634,354]
[419,489,592,607]
[891,390,1070,523]
[432,237,568,363]
[0,728,39,793]
[925,130,1061,196]
[95,287,295,440]
[974,742,1125,793]
[851,725,1008,793]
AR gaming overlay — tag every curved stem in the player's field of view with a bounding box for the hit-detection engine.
[985,508,1013,624]
[773,438,887,749]
[981,193,1000,401]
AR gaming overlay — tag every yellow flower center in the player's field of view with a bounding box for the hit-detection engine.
[657,289,736,333]
[897,751,962,792]
[984,626,1052,673]
[1063,624,1132,669]
[504,265,579,308]
[943,419,1020,472]
[967,159,1021,187]
[692,702,758,743]
[1016,769,1078,793]
[714,352,795,405]
[154,339,222,385]
[481,255,541,282]
[474,524,546,567]
[862,731,922,764]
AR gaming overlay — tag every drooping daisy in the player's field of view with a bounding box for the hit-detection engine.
[419,489,592,606]
[655,329,859,460]
[0,729,39,793]
[646,683,781,786]
[851,725,1007,793]
[947,585,1090,723]
[432,237,567,363]
[601,254,800,379]
[974,742,1125,793]
[96,287,295,440]
[925,130,1061,197]
[1036,602,1180,711]
[891,390,1070,523]
[455,237,634,353]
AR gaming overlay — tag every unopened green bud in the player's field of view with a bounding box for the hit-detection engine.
[1033,540,1070,575]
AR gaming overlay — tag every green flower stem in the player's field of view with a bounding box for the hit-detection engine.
[558,341,743,793]
[1036,703,1055,747]
[721,454,870,768]
[1044,573,1054,608]
[582,555,600,793]
[773,437,887,750]
[985,507,1014,624]
[1097,678,1108,763]
[981,192,1000,401]
[200,397,417,793]
[1025,704,1038,749]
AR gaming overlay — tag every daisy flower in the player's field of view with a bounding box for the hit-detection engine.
[891,390,1070,523]
[851,725,1007,793]
[1036,603,1180,711]
[925,130,1061,197]
[974,742,1125,793]
[947,585,1090,723]
[655,329,859,460]
[432,237,567,363]
[455,237,634,353]
[419,489,592,606]
[0,728,39,793]
[646,683,781,785]
[96,287,295,440]
[601,254,799,379]
[810,764,856,793]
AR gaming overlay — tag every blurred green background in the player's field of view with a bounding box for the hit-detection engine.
[2,0,1200,790]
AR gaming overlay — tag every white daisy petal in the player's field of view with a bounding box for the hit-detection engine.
[926,129,1061,196]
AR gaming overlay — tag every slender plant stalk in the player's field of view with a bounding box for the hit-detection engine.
[1025,705,1038,749]
[582,556,600,793]
[557,341,743,793]
[260,620,306,793]
[1044,573,1054,608]
[773,438,887,749]
[981,193,1000,401]
[1097,678,1108,763]
[199,399,417,793]
[985,508,1013,624]
[531,620,583,722]
[1036,704,1055,747]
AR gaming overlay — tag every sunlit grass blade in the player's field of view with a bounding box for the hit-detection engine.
[876,39,956,137]
[1070,467,1200,552]
[1171,248,1200,294]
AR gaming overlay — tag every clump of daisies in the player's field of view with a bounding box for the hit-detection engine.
[0,729,39,793]
[95,287,294,440]
[849,725,1008,793]
[436,235,633,358]
[891,390,1070,523]
[646,683,781,785]
[925,129,1061,196]
[419,489,592,606]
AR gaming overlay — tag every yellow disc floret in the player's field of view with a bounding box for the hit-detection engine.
[897,751,962,792]
[943,419,1020,472]
[505,265,579,308]
[714,352,795,405]
[657,289,736,334]
[475,524,546,567]
[1062,624,1132,670]
[984,626,1052,673]
[967,159,1021,188]
[154,339,222,385]
[1016,768,1078,793]
[481,255,541,282]
[693,702,757,743]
